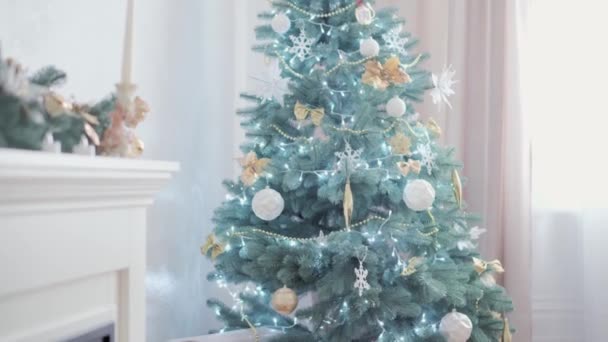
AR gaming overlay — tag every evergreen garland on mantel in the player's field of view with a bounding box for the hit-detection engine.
[0,48,116,153]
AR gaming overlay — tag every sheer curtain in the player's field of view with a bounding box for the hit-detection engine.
[523,1,608,341]
[379,0,532,340]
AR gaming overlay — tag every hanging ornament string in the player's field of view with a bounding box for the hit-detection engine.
[268,0,357,19]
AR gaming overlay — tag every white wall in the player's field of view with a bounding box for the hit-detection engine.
[1,1,239,341]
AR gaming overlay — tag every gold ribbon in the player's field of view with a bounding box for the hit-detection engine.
[239,152,271,186]
[473,257,505,274]
[294,101,324,126]
[201,234,225,260]
[44,93,101,145]
[401,256,424,276]
[362,56,412,90]
[396,160,421,177]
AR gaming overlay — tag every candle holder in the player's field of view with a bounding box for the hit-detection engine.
[98,83,147,158]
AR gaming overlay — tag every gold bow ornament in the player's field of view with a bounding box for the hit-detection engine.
[201,234,225,260]
[362,56,412,90]
[44,92,101,145]
[472,257,505,274]
[396,160,421,177]
[294,101,324,126]
[389,132,412,155]
[401,256,425,276]
[239,151,271,186]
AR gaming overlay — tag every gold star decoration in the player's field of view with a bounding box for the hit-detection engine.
[396,160,421,177]
[389,132,412,155]
[362,56,411,90]
[201,234,225,260]
[294,101,324,126]
[472,257,505,274]
[239,151,270,186]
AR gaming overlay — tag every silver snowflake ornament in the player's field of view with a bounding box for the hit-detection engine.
[253,59,290,106]
[335,141,363,172]
[354,260,370,297]
[289,30,316,61]
[415,143,437,176]
[430,65,457,110]
[382,29,409,56]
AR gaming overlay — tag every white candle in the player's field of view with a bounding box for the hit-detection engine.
[121,0,134,85]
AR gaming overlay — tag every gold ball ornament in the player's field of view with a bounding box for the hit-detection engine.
[128,138,145,158]
[271,286,298,315]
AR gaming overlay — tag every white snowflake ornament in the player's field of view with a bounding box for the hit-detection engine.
[457,226,487,251]
[415,143,437,175]
[354,259,370,296]
[254,59,289,106]
[430,65,457,110]
[289,30,316,61]
[382,29,409,56]
[335,141,363,172]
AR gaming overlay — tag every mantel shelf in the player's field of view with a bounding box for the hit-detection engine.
[0,148,180,214]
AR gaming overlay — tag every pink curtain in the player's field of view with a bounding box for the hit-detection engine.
[379,1,532,340]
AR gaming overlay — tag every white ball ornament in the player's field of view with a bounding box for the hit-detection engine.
[252,188,285,221]
[271,13,291,35]
[386,96,407,117]
[439,310,473,342]
[360,37,380,57]
[403,179,436,211]
[355,3,376,25]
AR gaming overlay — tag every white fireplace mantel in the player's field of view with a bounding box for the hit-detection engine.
[0,148,179,342]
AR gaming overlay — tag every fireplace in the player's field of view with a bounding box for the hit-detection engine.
[0,149,178,341]
[64,324,114,342]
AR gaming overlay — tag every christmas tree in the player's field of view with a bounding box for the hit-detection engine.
[203,1,514,341]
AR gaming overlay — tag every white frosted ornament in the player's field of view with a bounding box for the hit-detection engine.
[252,187,284,221]
[403,179,436,211]
[355,2,376,25]
[386,96,407,117]
[271,13,291,34]
[359,37,380,57]
[439,310,473,342]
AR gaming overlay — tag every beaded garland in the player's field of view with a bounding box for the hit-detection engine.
[269,0,358,19]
